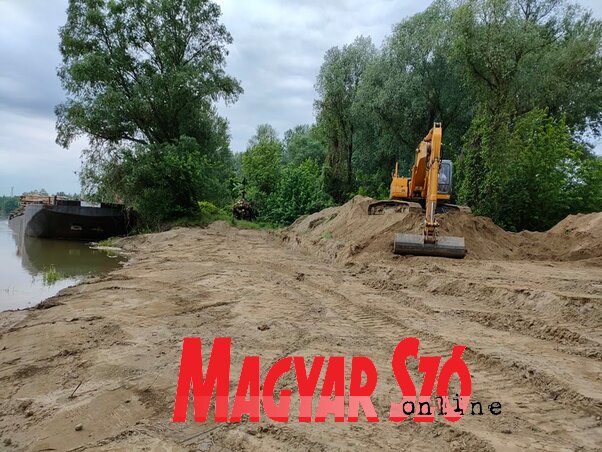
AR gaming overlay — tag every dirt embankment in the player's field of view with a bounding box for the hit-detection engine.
[282,196,602,264]
[0,202,600,450]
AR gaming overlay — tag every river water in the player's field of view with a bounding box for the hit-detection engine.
[0,219,123,311]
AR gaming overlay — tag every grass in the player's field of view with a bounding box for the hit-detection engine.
[229,219,278,230]
[127,202,280,235]
[321,231,334,240]
[168,204,279,231]
[42,265,64,286]
[132,225,157,235]
[97,237,114,247]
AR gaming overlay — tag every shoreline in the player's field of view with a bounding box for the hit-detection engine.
[0,228,130,313]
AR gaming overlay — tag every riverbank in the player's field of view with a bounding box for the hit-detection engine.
[0,219,123,312]
[0,214,600,450]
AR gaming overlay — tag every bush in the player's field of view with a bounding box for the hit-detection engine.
[0,196,19,216]
[264,160,333,225]
[241,141,283,196]
[198,201,221,217]
[456,109,601,231]
[195,201,231,225]
[115,137,232,226]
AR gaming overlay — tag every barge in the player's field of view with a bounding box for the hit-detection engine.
[9,194,133,241]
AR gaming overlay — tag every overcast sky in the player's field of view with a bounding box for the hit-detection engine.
[0,0,601,196]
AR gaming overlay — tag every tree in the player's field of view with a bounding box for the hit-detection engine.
[247,124,280,149]
[354,0,474,194]
[452,0,602,133]
[456,108,599,231]
[104,137,232,225]
[565,151,602,214]
[241,126,283,211]
[283,124,326,166]
[451,0,602,229]
[315,36,376,202]
[238,123,331,224]
[266,160,333,225]
[56,0,242,219]
[0,196,19,217]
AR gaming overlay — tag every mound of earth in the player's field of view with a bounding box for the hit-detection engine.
[282,196,602,263]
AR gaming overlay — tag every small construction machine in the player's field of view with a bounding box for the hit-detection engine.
[368,123,468,258]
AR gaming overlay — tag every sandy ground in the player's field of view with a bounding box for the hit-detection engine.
[0,202,601,450]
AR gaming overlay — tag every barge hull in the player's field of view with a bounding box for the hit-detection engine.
[9,204,131,241]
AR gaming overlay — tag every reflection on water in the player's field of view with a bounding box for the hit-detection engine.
[0,219,123,311]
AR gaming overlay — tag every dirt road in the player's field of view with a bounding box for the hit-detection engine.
[1,212,601,450]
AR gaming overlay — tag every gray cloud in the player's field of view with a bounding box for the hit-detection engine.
[0,0,81,196]
[0,1,66,117]
[0,0,600,196]
[215,0,422,151]
[216,0,602,152]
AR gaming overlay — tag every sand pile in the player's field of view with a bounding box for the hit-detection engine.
[536,212,602,261]
[282,196,602,263]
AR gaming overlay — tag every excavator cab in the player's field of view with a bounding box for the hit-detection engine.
[438,160,453,195]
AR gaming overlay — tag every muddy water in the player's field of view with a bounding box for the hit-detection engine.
[0,219,123,311]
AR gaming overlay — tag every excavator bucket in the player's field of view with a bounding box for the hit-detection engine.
[393,233,466,259]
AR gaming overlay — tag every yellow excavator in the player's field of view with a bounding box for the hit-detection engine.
[368,123,468,258]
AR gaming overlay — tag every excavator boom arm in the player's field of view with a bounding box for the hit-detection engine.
[424,123,442,243]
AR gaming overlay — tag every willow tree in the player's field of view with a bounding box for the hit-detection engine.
[452,0,602,130]
[315,36,376,202]
[452,0,602,230]
[56,0,242,221]
[353,0,473,194]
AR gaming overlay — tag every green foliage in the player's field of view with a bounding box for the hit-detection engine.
[565,151,602,213]
[0,196,19,217]
[354,0,473,192]
[96,238,114,247]
[230,219,278,230]
[451,0,602,131]
[237,123,334,225]
[42,266,64,286]
[241,138,283,204]
[283,125,327,166]
[91,137,233,226]
[457,109,598,231]
[170,201,277,230]
[316,36,377,202]
[56,0,242,148]
[265,160,333,225]
[196,201,231,224]
[198,201,220,217]
[247,124,280,149]
[449,0,602,230]
[56,0,241,224]
[352,179,390,200]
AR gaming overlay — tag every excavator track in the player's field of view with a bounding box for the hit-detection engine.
[369,200,471,216]
[367,200,422,215]
[437,203,472,214]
